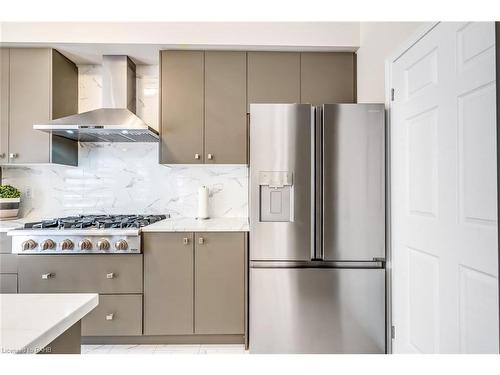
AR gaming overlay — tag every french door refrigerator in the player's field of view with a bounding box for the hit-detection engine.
[249,103,386,354]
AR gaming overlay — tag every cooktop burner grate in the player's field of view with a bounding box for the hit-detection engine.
[25,214,167,230]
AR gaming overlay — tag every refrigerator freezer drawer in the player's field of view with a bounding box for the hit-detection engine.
[249,267,385,354]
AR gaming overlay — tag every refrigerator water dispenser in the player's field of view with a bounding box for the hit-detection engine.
[259,171,293,222]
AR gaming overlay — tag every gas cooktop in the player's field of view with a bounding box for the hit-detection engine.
[24,214,168,230]
[8,214,168,254]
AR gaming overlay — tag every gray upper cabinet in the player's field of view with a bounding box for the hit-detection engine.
[0,48,78,165]
[0,49,8,162]
[300,52,356,105]
[247,52,300,109]
[204,52,247,164]
[160,50,356,165]
[160,51,204,164]
[194,232,245,335]
[143,232,194,335]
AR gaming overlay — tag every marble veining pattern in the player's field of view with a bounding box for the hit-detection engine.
[1,143,248,220]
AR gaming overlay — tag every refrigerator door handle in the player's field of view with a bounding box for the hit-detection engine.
[313,105,324,260]
[310,107,316,260]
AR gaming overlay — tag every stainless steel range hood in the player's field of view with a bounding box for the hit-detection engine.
[34,56,159,143]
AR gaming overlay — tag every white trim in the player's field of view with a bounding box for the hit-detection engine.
[383,21,439,355]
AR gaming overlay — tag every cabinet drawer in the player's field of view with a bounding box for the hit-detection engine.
[0,254,17,273]
[82,294,142,336]
[18,255,143,293]
[0,274,17,293]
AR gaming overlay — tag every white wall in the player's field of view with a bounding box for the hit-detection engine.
[356,22,424,103]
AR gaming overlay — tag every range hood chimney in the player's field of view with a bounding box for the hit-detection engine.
[34,55,159,143]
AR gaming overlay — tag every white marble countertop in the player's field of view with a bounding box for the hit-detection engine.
[0,218,31,233]
[0,293,98,354]
[141,217,249,232]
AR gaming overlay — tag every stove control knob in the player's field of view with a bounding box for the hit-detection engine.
[61,239,74,250]
[41,239,56,250]
[79,239,93,250]
[115,239,128,251]
[97,239,110,251]
[21,239,37,251]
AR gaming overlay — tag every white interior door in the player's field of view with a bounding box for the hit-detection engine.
[391,22,499,353]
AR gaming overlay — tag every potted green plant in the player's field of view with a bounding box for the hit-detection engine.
[0,185,21,219]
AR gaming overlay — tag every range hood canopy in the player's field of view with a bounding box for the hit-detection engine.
[34,55,159,143]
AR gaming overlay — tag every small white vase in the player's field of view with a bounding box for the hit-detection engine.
[0,197,20,219]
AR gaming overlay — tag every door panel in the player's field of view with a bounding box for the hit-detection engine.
[249,267,385,353]
[247,52,300,110]
[322,104,385,261]
[391,22,498,353]
[9,48,51,164]
[300,52,356,105]
[143,232,194,335]
[249,104,313,261]
[194,232,245,334]
[205,51,247,164]
[160,51,204,164]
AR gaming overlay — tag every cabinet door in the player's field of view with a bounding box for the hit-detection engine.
[300,52,356,105]
[0,48,8,162]
[160,51,204,164]
[9,49,51,164]
[194,232,245,334]
[247,52,300,110]
[205,51,247,164]
[143,232,194,335]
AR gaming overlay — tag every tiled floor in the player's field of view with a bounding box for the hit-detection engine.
[81,344,248,354]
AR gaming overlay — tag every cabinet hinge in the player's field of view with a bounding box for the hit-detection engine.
[391,325,396,339]
[391,88,395,101]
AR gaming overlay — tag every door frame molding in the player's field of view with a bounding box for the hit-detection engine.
[383,21,440,354]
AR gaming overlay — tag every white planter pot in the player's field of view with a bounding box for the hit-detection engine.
[0,197,20,219]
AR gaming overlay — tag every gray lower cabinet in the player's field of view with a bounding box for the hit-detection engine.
[0,234,17,293]
[143,231,246,336]
[18,255,143,294]
[17,254,143,336]
[0,48,78,166]
[81,294,142,336]
[143,232,194,335]
[194,232,245,334]
[0,274,17,293]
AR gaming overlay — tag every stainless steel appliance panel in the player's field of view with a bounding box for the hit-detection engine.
[250,104,313,261]
[249,266,385,353]
[322,104,385,261]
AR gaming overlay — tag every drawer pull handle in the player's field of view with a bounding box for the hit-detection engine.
[207,153,213,160]
[183,237,189,245]
[106,272,115,279]
[41,273,54,279]
[198,237,205,245]
[105,313,114,321]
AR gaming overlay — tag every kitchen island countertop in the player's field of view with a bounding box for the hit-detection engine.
[141,216,249,232]
[0,293,98,354]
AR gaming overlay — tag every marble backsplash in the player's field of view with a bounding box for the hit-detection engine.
[1,143,248,220]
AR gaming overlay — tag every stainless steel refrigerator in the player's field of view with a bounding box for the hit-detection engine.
[249,103,386,354]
